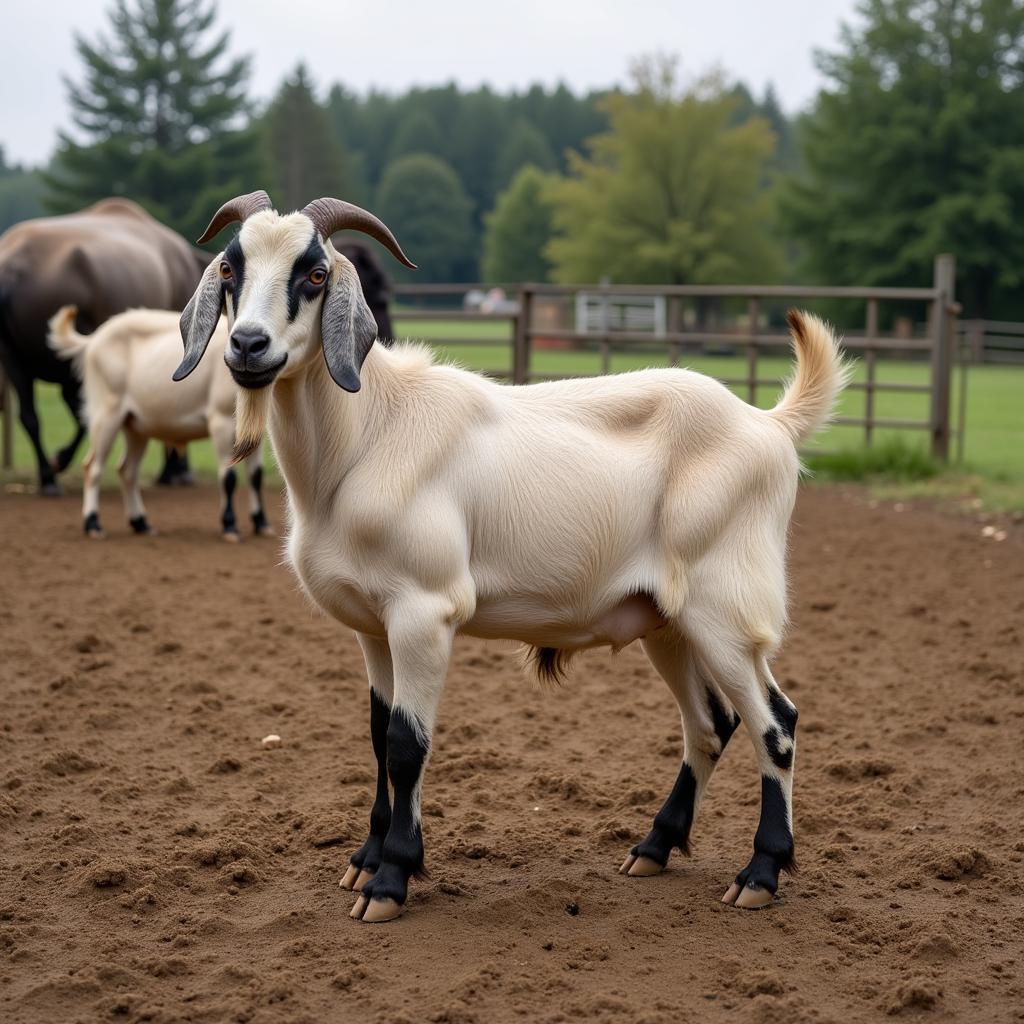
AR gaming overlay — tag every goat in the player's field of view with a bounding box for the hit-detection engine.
[174,191,848,924]
[48,305,271,540]
[0,198,210,495]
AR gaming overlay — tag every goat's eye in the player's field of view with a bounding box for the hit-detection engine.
[308,268,327,286]
[219,261,233,280]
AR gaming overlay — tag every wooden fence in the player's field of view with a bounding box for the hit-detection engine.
[0,255,961,470]
[393,255,960,461]
[958,319,1024,365]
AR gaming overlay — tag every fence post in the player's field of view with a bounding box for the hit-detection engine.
[929,254,956,461]
[513,286,533,385]
[1,367,12,470]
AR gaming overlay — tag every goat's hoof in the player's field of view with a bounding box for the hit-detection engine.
[86,527,106,540]
[722,883,773,909]
[350,895,403,923]
[353,869,375,891]
[339,864,360,890]
[40,482,63,498]
[255,525,276,538]
[222,530,241,544]
[129,516,155,536]
[619,853,664,877]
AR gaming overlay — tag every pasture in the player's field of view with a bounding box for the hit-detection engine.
[7,318,1023,497]
[1,484,1021,1022]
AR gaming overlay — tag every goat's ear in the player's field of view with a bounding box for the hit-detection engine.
[320,254,378,393]
[173,255,224,381]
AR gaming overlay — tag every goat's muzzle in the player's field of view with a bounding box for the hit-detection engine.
[225,330,288,389]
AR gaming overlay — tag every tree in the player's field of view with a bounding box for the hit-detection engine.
[546,57,782,284]
[46,0,264,241]
[0,148,45,233]
[265,64,347,212]
[482,166,557,283]
[375,154,475,282]
[491,119,556,194]
[387,111,444,164]
[781,0,1024,318]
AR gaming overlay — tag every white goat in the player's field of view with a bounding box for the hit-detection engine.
[174,191,848,924]
[48,305,271,539]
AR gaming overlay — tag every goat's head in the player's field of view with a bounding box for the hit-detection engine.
[174,191,414,394]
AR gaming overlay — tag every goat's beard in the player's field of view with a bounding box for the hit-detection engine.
[232,386,272,464]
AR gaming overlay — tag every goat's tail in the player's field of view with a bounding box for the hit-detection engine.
[47,305,90,375]
[767,310,851,444]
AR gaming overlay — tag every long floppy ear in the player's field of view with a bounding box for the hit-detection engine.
[320,255,379,392]
[173,256,224,381]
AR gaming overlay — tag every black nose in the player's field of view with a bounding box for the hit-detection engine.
[229,328,270,360]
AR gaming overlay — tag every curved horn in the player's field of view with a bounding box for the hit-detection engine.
[302,197,416,269]
[196,190,273,245]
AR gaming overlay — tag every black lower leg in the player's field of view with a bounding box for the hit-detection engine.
[84,511,102,535]
[54,380,85,472]
[249,465,268,533]
[15,381,57,490]
[221,467,238,535]
[360,708,428,907]
[631,689,740,866]
[732,775,795,897]
[129,515,151,534]
[348,688,392,874]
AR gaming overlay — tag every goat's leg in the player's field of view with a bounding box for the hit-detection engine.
[620,630,739,877]
[688,628,798,910]
[350,603,453,924]
[340,634,394,893]
[210,413,241,541]
[119,427,152,534]
[81,409,122,537]
[53,377,87,474]
[244,444,273,536]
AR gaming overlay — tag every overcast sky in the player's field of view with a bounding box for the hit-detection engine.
[3,0,861,166]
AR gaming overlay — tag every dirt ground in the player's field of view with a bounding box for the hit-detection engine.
[0,483,1022,1024]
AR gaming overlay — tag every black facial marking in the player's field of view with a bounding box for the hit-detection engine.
[707,688,741,759]
[223,235,246,309]
[287,232,328,323]
[221,466,237,534]
[349,688,393,874]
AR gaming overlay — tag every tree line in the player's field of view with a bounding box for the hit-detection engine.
[5,0,1023,318]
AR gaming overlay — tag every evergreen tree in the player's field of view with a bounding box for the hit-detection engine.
[483,166,556,283]
[492,119,556,194]
[547,57,781,285]
[375,154,475,282]
[0,148,44,233]
[46,0,263,241]
[781,0,1024,317]
[387,111,444,164]
[265,64,347,212]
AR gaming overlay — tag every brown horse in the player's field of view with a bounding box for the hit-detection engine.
[0,199,210,493]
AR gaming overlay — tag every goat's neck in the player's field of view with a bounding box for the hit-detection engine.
[268,351,378,518]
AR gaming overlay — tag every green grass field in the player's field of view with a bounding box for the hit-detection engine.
[4,318,1021,507]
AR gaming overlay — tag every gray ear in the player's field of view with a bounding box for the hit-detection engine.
[173,255,224,381]
[321,255,378,392]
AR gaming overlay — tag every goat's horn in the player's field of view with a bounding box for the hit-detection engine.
[196,190,273,245]
[302,197,416,269]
